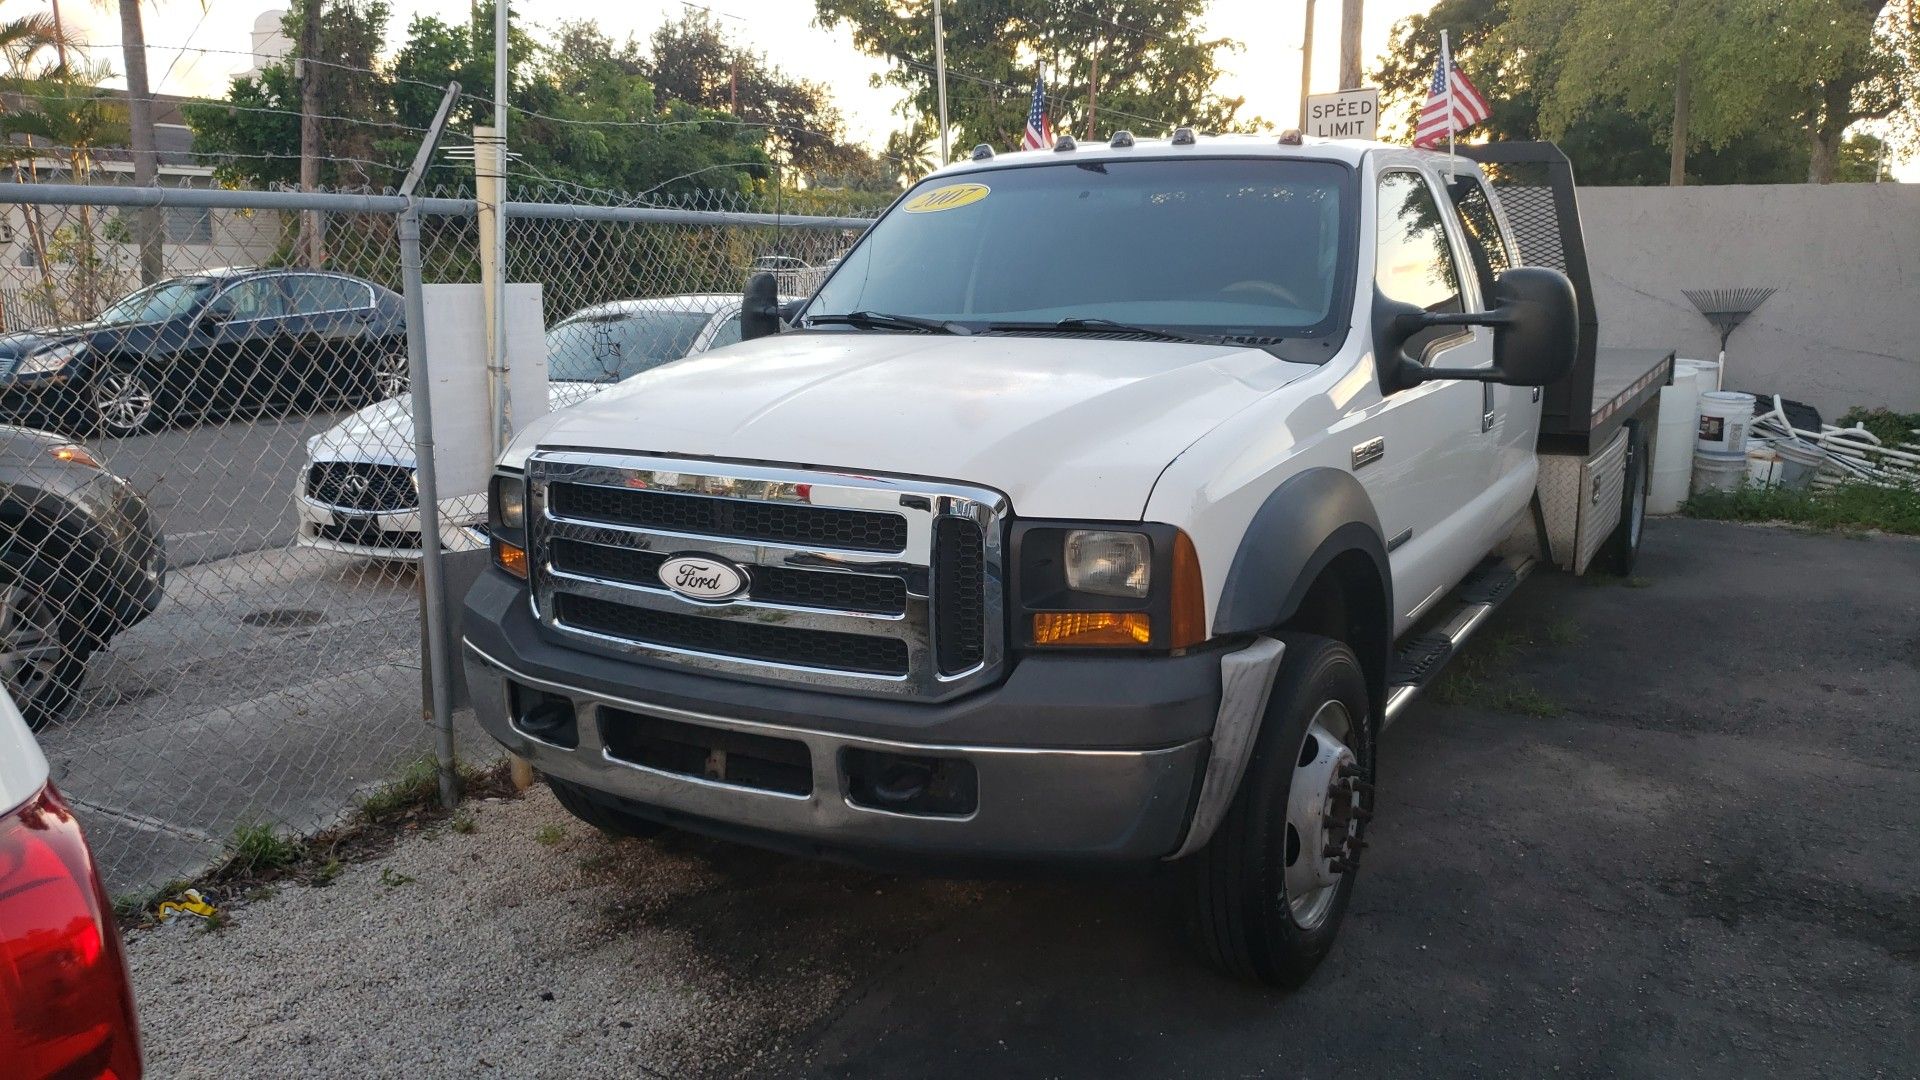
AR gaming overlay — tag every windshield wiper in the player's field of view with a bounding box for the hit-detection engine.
[986,317,1226,345]
[804,311,971,335]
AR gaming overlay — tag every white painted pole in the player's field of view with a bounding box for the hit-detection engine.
[1442,30,1456,177]
[489,0,512,460]
[933,0,951,164]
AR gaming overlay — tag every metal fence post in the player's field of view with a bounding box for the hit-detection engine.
[400,83,464,809]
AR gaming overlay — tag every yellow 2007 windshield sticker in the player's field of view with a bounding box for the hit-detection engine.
[903,183,990,213]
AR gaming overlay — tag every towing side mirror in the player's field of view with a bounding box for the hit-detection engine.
[1381,267,1579,391]
[740,272,782,342]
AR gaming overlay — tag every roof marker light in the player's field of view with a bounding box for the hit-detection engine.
[970,143,994,161]
[1279,129,1304,145]
[1053,136,1077,152]
[1109,130,1135,148]
[1171,127,1196,146]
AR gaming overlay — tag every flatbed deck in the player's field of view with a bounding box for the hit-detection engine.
[1538,347,1674,456]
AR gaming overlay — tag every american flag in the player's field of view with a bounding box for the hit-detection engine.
[1021,73,1054,151]
[1413,48,1491,149]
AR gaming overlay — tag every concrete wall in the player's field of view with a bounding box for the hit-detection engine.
[1578,183,1919,419]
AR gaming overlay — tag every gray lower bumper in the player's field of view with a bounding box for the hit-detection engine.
[464,640,1212,864]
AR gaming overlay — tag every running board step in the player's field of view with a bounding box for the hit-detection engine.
[1381,555,1535,729]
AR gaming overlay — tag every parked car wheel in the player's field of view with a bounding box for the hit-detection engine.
[93,365,160,436]
[1598,420,1648,576]
[547,775,670,839]
[1183,633,1374,988]
[374,349,409,400]
[0,557,88,731]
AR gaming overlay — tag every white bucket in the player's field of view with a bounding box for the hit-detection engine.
[1676,357,1722,392]
[1692,451,1748,495]
[1648,364,1701,514]
[1697,390,1756,455]
[1773,438,1825,490]
[1746,444,1781,486]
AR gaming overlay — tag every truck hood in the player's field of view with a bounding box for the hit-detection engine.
[505,332,1318,519]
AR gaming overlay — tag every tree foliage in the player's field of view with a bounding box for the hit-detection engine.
[813,0,1253,158]
[1375,0,1914,184]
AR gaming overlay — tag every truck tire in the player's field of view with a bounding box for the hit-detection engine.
[546,775,670,840]
[1597,420,1648,577]
[1182,632,1374,987]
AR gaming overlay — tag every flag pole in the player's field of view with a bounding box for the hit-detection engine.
[1442,29,1456,178]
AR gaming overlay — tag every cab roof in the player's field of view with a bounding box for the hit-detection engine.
[926,133,1470,178]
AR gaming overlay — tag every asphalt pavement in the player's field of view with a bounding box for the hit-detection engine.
[90,406,354,568]
[122,518,1920,1077]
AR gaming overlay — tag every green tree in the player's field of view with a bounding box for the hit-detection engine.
[813,0,1250,157]
[1,61,132,313]
[647,11,848,175]
[1834,131,1895,179]
[1375,0,1823,185]
[1508,0,1920,183]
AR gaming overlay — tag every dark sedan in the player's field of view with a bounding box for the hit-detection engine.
[0,268,408,436]
[0,425,165,728]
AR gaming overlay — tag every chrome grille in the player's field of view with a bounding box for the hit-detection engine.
[527,452,1007,700]
[305,461,417,513]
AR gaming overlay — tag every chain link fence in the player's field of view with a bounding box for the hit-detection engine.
[0,177,872,895]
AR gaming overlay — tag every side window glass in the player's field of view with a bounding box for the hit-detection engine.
[1444,175,1513,302]
[705,313,742,350]
[286,275,331,316]
[212,278,287,320]
[1374,171,1463,316]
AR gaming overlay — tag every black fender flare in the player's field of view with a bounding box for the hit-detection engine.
[1212,467,1393,638]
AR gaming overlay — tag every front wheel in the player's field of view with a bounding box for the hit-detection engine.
[93,365,160,436]
[0,560,89,731]
[1183,633,1374,987]
[373,349,409,400]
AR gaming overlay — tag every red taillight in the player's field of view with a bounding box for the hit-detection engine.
[0,783,143,1079]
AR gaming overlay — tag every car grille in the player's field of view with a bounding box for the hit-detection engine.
[306,461,417,514]
[527,452,1006,701]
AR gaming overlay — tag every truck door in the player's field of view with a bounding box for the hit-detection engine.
[1353,165,1502,631]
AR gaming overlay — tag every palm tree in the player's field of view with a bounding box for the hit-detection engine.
[2,61,133,316]
[110,0,163,284]
[0,5,72,325]
[884,122,935,184]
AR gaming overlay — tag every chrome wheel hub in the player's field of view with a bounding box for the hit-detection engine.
[377,354,408,398]
[98,370,154,431]
[1281,700,1371,930]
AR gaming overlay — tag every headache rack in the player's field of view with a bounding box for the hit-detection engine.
[1459,142,1673,456]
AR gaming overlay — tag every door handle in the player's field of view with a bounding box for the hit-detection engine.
[1481,383,1496,433]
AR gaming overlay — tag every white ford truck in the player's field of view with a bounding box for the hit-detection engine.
[460,135,1671,986]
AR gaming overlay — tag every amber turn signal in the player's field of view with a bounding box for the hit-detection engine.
[493,538,528,579]
[1032,611,1152,647]
[1167,529,1207,649]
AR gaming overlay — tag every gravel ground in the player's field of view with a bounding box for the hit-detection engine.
[124,786,990,1078]
[122,520,1920,1077]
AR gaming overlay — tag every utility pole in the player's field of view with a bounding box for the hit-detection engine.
[1668,57,1689,187]
[1298,0,1316,129]
[297,0,323,267]
[1086,33,1100,139]
[932,0,950,164]
[119,0,165,283]
[1338,0,1363,90]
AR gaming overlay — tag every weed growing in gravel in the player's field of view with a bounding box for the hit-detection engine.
[225,824,303,875]
[1488,685,1563,718]
[535,824,566,847]
[311,859,343,886]
[379,867,416,889]
[1544,618,1582,646]
[450,810,476,834]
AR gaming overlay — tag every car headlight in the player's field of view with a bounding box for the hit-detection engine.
[1014,523,1206,650]
[488,469,528,578]
[1064,530,1151,597]
[14,340,87,375]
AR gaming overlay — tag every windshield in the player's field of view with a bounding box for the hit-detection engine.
[808,158,1354,341]
[96,278,215,325]
[545,310,715,383]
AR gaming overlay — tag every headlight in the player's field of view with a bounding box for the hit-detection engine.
[488,470,528,578]
[15,341,87,375]
[1063,530,1151,598]
[1014,523,1207,650]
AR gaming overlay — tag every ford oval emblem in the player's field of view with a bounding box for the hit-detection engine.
[658,554,748,602]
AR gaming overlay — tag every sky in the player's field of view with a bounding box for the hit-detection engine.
[46,0,1916,180]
